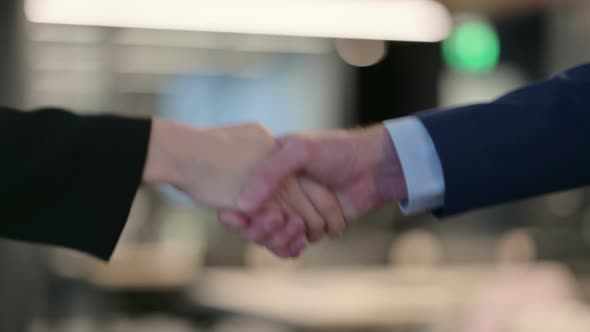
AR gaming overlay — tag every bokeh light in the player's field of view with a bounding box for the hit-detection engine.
[335,39,387,67]
[443,19,500,74]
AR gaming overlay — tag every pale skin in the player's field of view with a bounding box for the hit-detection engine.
[141,119,347,257]
[220,124,409,255]
[141,118,408,258]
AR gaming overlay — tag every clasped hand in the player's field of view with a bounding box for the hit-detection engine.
[144,119,406,258]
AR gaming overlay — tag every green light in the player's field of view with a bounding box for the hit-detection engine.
[443,21,500,74]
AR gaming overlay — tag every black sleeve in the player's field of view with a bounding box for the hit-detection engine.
[0,107,151,260]
[418,63,590,217]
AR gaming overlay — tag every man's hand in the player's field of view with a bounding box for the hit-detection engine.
[220,124,409,245]
[142,119,345,257]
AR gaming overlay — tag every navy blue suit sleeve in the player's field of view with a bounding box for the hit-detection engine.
[0,107,151,260]
[417,63,590,217]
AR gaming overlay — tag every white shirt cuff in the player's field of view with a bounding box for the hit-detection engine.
[384,117,445,215]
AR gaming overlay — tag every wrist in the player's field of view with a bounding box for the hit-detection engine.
[142,118,184,187]
[360,124,409,204]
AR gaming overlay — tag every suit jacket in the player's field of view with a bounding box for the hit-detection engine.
[0,107,151,260]
[418,63,590,216]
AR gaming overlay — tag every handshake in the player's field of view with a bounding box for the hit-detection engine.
[143,119,409,258]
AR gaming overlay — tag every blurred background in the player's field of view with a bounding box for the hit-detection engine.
[2,0,590,331]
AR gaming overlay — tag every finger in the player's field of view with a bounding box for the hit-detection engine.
[269,214,306,251]
[266,237,292,258]
[254,201,286,234]
[268,234,307,258]
[266,198,301,248]
[238,136,311,213]
[268,223,294,252]
[257,209,285,234]
[298,178,347,238]
[244,209,284,244]
[266,231,294,258]
[218,210,249,231]
[288,235,307,257]
[267,244,293,259]
[286,214,306,238]
[280,178,327,243]
[244,224,268,244]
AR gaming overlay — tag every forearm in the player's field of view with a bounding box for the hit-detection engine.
[383,117,445,215]
[361,124,409,205]
[0,107,150,259]
[142,118,183,186]
[418,63,590,216]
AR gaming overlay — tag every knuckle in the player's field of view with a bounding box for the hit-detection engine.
[240,123,273,141]
[317,194,338,214]
[296,139,313,163]
[243,122,263,131]
[282,136,312,163]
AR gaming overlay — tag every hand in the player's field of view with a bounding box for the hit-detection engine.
[142,119,344,257]
[220,176,346,256]
[220,124,409,243]
[143,119,277,208]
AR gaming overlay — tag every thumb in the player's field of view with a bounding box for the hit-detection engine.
[218,209,249,230]
[237,135,311,213]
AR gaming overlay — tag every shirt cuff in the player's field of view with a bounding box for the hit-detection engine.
[384,116,445,215]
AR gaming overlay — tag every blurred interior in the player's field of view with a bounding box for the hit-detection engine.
[2,0,590,331]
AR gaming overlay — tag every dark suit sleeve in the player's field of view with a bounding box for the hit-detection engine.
[0,107,151,260]
[417,63,590,217]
